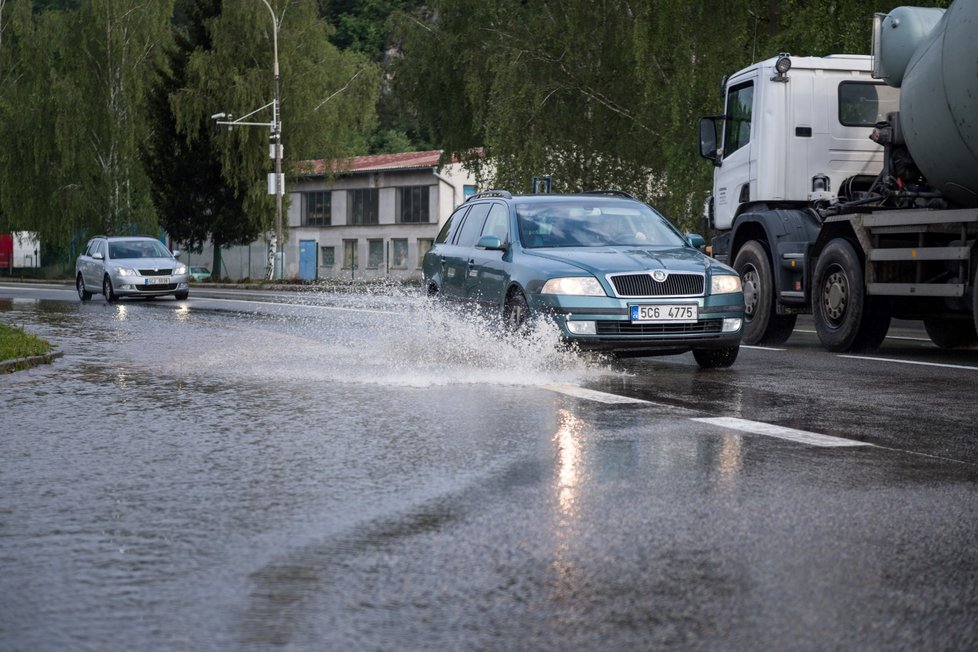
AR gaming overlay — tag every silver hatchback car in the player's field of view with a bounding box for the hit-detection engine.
[76,236,190,302]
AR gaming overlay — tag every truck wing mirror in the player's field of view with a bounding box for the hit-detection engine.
[698,116,722,167]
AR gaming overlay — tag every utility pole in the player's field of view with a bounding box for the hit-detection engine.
[261,0,284,281]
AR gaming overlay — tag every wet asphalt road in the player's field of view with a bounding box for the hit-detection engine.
[1,282,976,651]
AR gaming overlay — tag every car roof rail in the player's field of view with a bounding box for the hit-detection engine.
[466,189,513,202]
[580,189,636,199]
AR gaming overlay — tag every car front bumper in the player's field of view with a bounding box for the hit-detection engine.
[111,274,190,297]
[530,292,744,353]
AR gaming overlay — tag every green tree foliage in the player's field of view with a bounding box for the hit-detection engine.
[172,0,381,237]
[321,0,428,154]
[0,0,173,252]
[142,0,250,277]
[393,0,951,231]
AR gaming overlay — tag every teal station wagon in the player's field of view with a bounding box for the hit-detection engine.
[422,191,745,368]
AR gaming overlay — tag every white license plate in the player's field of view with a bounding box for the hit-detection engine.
[144,277,170,285]
[630,304,698,323]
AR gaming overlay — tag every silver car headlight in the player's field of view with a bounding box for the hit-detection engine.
[115,267,138,277]
[174,264,188,275]
[711,274,742,294]
[541,276,606,296]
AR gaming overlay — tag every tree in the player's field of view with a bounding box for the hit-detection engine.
[0,0,173,256]
[143,0,253,278]
[171,0,381,268]
[392,0,953,232]
[393,1,674,214]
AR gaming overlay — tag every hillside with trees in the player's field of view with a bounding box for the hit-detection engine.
[0,0,951,272]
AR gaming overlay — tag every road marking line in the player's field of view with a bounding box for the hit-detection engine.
[540,384,653,405]
[741,344,786,351]
[838,355,978,372]
[796,328,930,343]
[692,416,871,448]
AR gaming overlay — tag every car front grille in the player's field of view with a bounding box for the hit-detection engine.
[609,272,704,297]
[596,320,722,335]
[135,284,178,292]
[138,268,173,276]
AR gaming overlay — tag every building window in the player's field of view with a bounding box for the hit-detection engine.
[391,239,408,269]
[463,185,477,200]
[367,239,384,269]
[343,239,358,269]
[320,246,335,267]
[304,191,331,226]
[397,186,430,223]
[348,188,379,225]
[417,238,433,268]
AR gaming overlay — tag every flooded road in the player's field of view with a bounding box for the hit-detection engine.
[1,285,977,651]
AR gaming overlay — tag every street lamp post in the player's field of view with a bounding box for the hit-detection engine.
[259,0,284,281]
[212,0,285,280]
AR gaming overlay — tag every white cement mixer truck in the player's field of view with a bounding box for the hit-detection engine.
[698,2,978,351]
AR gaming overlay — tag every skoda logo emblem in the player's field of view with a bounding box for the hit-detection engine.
[652,270,668,283]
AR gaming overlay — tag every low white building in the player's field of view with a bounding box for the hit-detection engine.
[185,150,478,282]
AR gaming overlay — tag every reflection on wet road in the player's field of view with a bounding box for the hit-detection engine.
[1,288,976,651]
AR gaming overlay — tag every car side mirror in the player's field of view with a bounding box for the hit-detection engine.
[93,252,104,260]
[686,233,707,250]
[476,235,506,251]
[172,250,181,258]
[698,117,722,167]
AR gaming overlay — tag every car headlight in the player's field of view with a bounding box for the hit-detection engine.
[174,264,188,275]
[115,267,138,277]
[711,274,742,294]
[541,276,606,296]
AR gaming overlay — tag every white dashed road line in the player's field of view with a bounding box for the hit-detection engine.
[691,416,871,448]
[838,355,978,372]
[539,384,654,405]
[541,385,869,447]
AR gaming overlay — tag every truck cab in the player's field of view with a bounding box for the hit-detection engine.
[700,54,898,239]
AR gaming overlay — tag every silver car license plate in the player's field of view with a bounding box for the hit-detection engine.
[144,277,170,285]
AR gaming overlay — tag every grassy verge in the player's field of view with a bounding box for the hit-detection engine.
[0,323,52,363]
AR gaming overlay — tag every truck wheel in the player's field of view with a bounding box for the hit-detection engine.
[812,238,891,352]
[692,345,739,369]
[733,241,796,345]
[974,266,978,341]
[922,319,977,349]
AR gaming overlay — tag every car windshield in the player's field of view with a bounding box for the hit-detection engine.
[108,240,172,259]
[516,200,688,248]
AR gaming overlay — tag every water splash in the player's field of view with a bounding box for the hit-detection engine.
[184,290,614,389]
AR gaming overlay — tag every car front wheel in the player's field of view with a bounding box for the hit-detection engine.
[76,274,92,301]
[103,275,117,303]
[174,290,189,300]
[504,289,530,332]
[692,345,739,369]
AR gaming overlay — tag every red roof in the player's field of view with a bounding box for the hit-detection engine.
[298,150,445,176]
